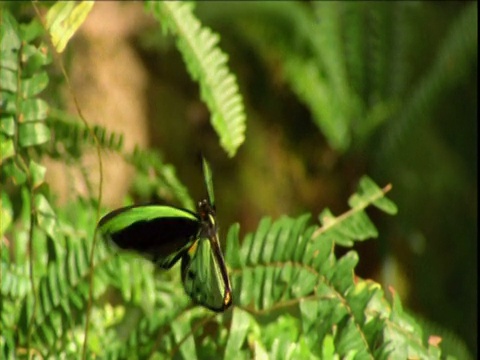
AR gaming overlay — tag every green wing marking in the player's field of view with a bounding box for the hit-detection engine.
[181,234,232,312]
[98,205,200,269]
[99,205,198,233]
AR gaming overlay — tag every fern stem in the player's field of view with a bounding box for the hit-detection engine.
[26,190,37,360]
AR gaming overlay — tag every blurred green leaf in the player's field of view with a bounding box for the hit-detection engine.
[35,193,57,238]
[0,115,15,136]
[321,335,336,360]
[225,223,242,269]
[22,71,49,98]
[0,192,13,237]
[29,160,46,189]
[0,11,21,61]
[0,134,15,163]
[0,93,17,114]
[0,67,17,92]
[18,122,50,147]
[19,18,45,42]
[224,308,251,359]
[2,160,27,185]
[20,98,49,122]
[45,0,95,53]
[171,311,197,359]
[22,43,52,75]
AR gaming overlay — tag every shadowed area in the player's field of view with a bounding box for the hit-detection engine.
[108,216,200,269]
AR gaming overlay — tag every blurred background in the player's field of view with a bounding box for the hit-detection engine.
[13,1,478,357]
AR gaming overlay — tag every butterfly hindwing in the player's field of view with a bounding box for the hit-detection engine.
[181,200,232,312]
[181,237,232,312]
[98,205,200,269]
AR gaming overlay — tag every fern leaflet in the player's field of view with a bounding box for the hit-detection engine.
[147,1,246,157]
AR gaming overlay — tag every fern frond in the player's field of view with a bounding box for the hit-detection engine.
[126,147,194,210]
[379,1,478,159]
[368,3,394,100]
[8,198,164,357]
[227,2,358,151]
[45,109,194,209]
[415,315,474,360]
[283,56,351,151]
[314,177,396,247]
[1,11,51,168]
[147,1,246,157]
[14,214,95,356]
[46,109,124,158]
[0,11,60,357]
[343,3,368,101]
[220,177,438,358]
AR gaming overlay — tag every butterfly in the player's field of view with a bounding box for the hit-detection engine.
[97,158,232,312]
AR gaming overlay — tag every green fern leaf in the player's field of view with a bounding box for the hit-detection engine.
[47,109,124,157]
[45,0,94,53]
[380,1,478,158]
[1,9,52,173]
[220,177,439,358]
[147,1,246,157]
[314,176,396,247]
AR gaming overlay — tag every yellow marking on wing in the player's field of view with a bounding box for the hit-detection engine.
[224,291,232,306]
[188,241,198,256]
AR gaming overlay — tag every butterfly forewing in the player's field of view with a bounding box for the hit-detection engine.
[98,205,200,269]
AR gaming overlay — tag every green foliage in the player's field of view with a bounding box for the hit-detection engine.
[1,3,467,360]
[44,109,194,210]
[45,1,95,53]
[205,1,390,151]
[46,108,124,158]
[192,6,477,354]
[127,147,195,211]
[204,2,477,155]
[379,1,478,159]
[147,1,247,158]
[416,316,475,360]
[1,10,51,172]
